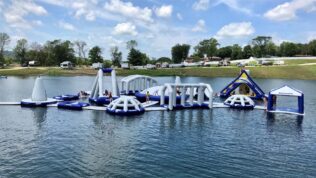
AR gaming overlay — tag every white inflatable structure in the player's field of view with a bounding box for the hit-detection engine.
[160,83,213,110]
[224,95,255,109]
[89,68,119,105]
[121,75,158,94]
[21,77,57,107]
[106,96,145,115]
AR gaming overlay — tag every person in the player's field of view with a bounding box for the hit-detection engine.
[108,92,113,102]
[240,65,246,73]
[79,91,88,98]
[146,91,150,103]
[104,89,108,96]
[263,97,268,111]
[176,88,181,96]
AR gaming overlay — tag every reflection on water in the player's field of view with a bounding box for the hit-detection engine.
[0,76,316,177]
[266,112,303,134]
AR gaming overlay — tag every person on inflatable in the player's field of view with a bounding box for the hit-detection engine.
[146,91,150,103]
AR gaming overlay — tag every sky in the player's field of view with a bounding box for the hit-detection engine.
[0,0,316,60]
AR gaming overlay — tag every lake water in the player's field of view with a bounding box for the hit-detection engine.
[0,76,316,177]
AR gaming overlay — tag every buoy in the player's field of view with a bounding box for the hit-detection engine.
[106,96,145,116]
[21,77,57,107]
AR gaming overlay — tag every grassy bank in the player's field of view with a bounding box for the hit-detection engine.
[1,65,316,80]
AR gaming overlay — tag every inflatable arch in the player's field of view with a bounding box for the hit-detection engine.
[121,75,158,95]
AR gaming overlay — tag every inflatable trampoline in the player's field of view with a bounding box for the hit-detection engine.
[224,95,255,109]
[106,96,145,116]
[53,94,79,101]
[57,101,90,110]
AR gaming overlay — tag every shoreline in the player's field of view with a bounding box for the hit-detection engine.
[0,65,316,80]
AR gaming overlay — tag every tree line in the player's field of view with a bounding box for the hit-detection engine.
[171,36,316,63]
[1,32,316,67]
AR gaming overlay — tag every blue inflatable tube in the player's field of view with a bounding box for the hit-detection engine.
[58,101,90,110]
[106,108,145,116]
[224,103,254,109]
[135,92,188,103]
[53,94,79,101]
[89,96,119,105]
[120,90,140,95]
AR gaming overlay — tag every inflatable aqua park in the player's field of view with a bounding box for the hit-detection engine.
[0,68,305,116]
[220,70,265,100]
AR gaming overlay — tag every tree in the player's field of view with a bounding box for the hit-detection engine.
[171,44,190,63]
[194,38,219,57]
[14,39,28,65]
[26,42,47,66]
[126,40,138,50]
[217,46,232,59]
[231,44,243,60]
[89,46,103,63]
[43,40,76,66]
[242,45,252,59]
[308,40,316,56]
[156,57,172,63]
[279,42,297,57]
[265,42,277,56]
[127,48,145,66]
[252,36,272,57]
[74,40,87,60]
[0,33,10,64]
[110,46,122,67]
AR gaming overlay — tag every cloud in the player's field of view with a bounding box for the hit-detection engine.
[215,22,255,39]
[58,21,76,31]
[112,22,138,36]
[104,0,153,23]
[192,0,210,11]
[177,13,183,20]
[264,0,316,21]
[4,0,47,29]
[215,0,252,15]
[155,5,173,18]
[192,19,206,32]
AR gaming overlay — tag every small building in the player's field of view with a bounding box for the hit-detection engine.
[121,62,130,69]
[146,64,156,69]
[28,60,39,67]
[60,61,73,69]
[91,62,103,70]
[161,62,169,68]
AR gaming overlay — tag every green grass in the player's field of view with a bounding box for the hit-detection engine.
[1,64,316,80]
[284,59,316,65]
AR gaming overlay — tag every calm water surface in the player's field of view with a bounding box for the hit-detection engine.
[0,76,316,177]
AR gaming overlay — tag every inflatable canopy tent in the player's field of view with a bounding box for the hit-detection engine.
[267,85,304,115]
[220,70,265,100]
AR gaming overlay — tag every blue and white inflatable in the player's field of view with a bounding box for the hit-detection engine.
[21,77,57,107]
[57,101,90,110]
[267,85,304,115]
[106,96,145,116]
[224,95,255,109]
[53,94,79,101]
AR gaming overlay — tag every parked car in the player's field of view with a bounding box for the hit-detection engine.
[60,61,74,69]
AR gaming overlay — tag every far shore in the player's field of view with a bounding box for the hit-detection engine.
[1,63,316,80]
